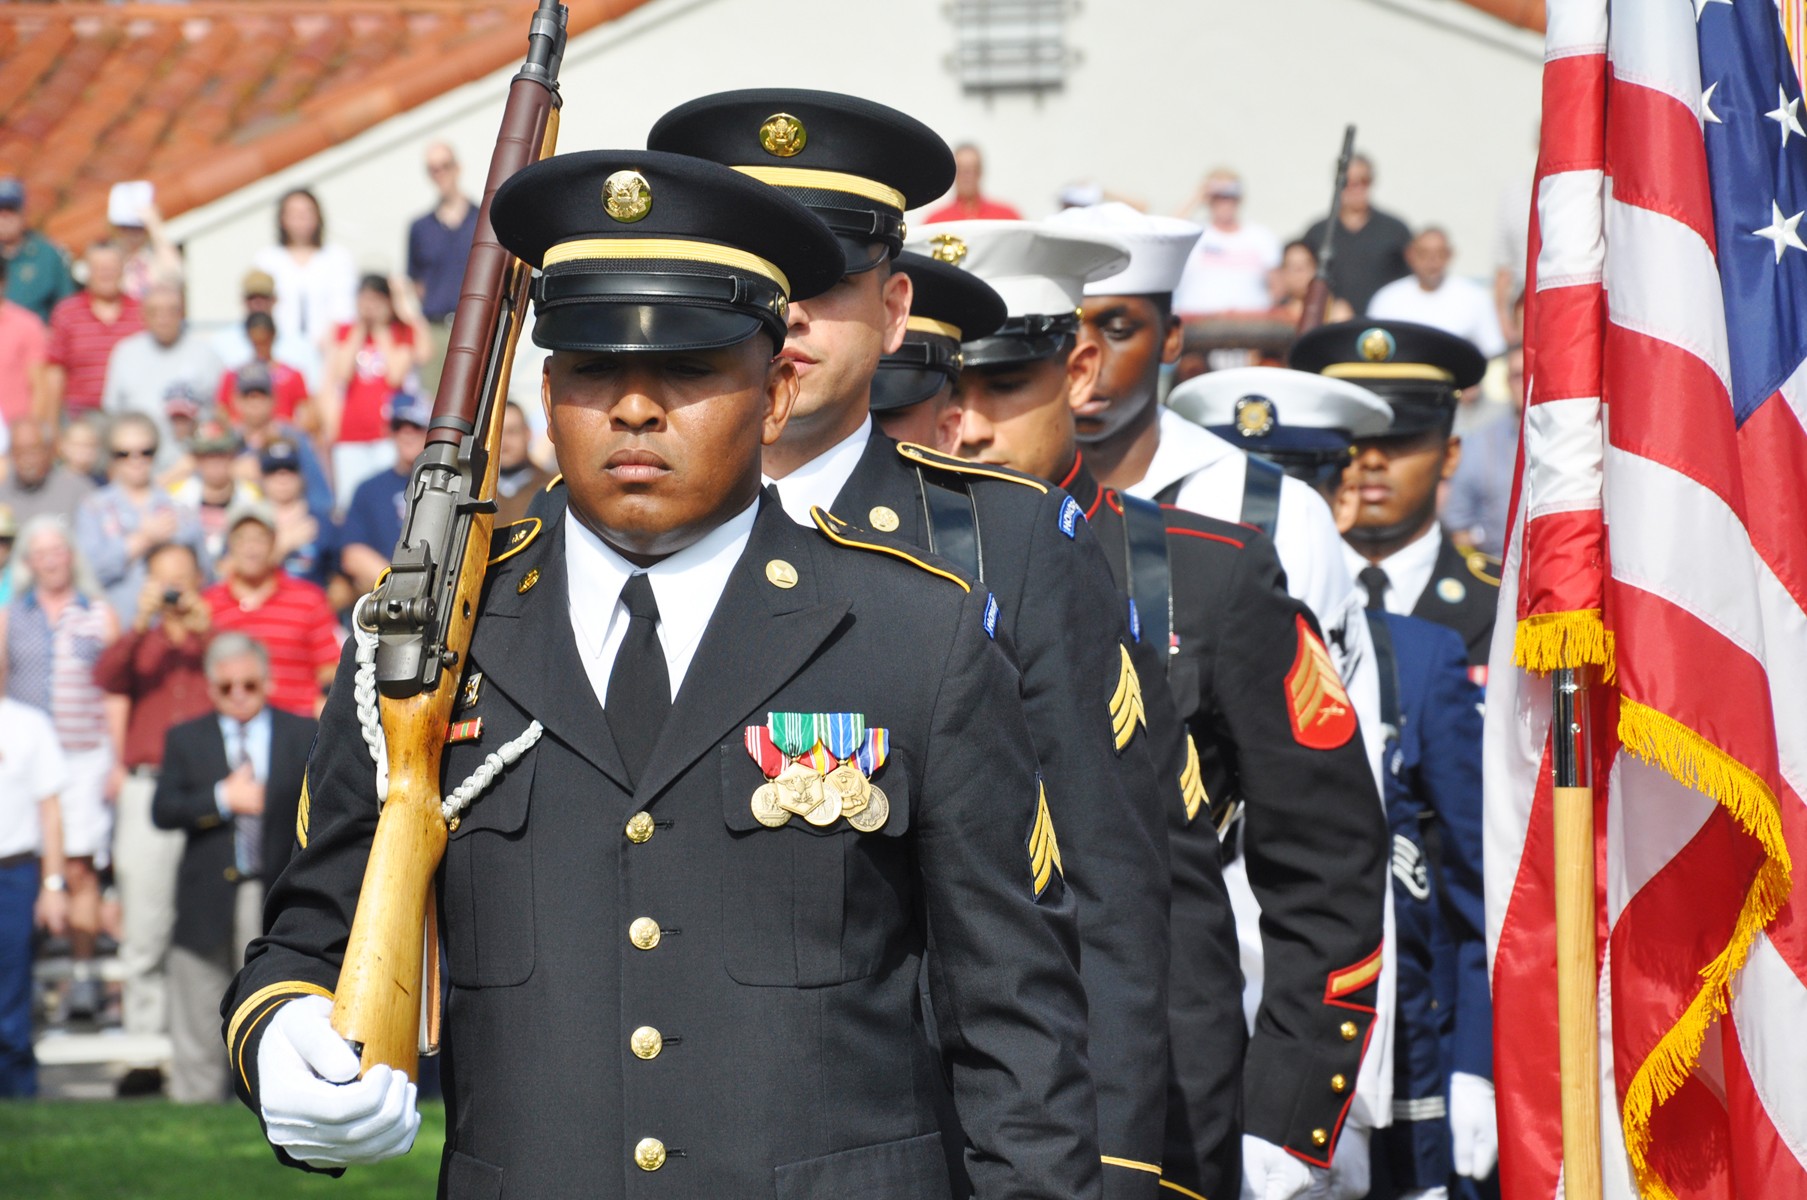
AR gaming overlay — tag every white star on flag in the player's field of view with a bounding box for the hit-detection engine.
[1765,86,1805,146]
[1753,199,1807,263]
[1701,80,1723,125]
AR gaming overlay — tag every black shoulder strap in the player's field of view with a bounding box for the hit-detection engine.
[1119,493,1174,672]
[1238,456,1285,539]
[915,468,983,582]
[1366,611,1403,738]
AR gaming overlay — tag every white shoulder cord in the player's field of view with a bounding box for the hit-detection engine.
[351,594,543,829]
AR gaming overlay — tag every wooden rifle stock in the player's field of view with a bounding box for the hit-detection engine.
[330,0,566,1076]
[1297,124,1357,336]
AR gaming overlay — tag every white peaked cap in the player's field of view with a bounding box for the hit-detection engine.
[1046,202,1203,297]
[903,220,1130,320]
[1168,366,1394,438]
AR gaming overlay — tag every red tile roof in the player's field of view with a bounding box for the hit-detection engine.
[0,2,650,253]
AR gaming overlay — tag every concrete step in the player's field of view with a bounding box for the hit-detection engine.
[33,1030,171,1067]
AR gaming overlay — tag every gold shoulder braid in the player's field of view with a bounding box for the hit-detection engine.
[809,507,971,592]
[896,442,1051,493]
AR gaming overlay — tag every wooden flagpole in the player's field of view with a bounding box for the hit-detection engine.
[1552,667,1603,1200]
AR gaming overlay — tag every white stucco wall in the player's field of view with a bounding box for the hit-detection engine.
[168,0,1541,368]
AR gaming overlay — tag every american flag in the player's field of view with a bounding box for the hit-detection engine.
[1485,1,1807,1198]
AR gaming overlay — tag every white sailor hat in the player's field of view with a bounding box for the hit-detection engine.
[903,219,1128,367]
[1046,202,1203,298]
[1168,366,1393,463]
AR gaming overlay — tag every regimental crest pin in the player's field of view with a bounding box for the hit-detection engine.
[758,112,807,157]
[603,169,653,223]
[928,233,967,266]
[460,671,484,712]
[1437,576,1466,604]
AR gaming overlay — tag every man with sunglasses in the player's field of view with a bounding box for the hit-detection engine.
[153,633,312,1103]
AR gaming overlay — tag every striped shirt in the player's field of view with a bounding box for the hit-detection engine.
[46,291,144,412]
[6,590,114,751]
[203,573,343,716]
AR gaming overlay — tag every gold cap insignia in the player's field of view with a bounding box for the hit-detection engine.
[928,233,967,266]
[868,506,900,533]
[1234,396,1276,438]
[603,170,652,223]
[517,567,540,594]
[1358,327,1396,362]
[758,113,807,158]
[765,559,799,589]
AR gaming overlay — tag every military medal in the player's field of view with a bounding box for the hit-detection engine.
[798,740,842,827]
[768,714,830,820]
[818,712,869,817]
[844,728,891,834]
[743,725,791,827]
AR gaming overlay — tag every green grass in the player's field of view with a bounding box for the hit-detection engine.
[0,1100,446,1198]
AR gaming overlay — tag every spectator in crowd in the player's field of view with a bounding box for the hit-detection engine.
[202,502,340,717]
[229,364,331,514]
[1446,341,1524,560]
[0,257,47,425]
[0,177,76,325]
[338,390,430,593]
[109,201,184,301]
[322,275,428,510]
[1,517,118,1023]
[493,401,556,525]
[59,413,109,486]
[0,664,67,1097]
[152,633,311,1104]
[168,421,258,566]
[215,315,308,426]
[76,413,207,621]
[43,242,145,422]
[1494,170,1533,343]
[1269,239,1355,327]
[93,541,213,1097]
[1171,169,1280,315]
[1366,228,1508,358]
[251,188,356,357]
[152,392,203,492]
[923,143,1023,222]
[0,506,16,606]
[0,419,95,526]
[211,269,321,390]
[101,283,225,466]
[408,141,478,392]
[1300,153,1413,313]
[260,440,340,594]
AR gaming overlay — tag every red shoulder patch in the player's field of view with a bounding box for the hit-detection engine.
[1284,615,1356,750]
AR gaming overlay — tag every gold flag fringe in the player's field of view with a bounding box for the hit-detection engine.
[1513,609,1615,679]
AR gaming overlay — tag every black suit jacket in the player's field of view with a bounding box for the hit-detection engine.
[152,708,315,956]
[1409,537,1500,669]
[225,497,1101,1200]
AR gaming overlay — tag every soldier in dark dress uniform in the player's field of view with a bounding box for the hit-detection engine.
[222,151,1102,1199]
[923,218,1388,1200]
[649,91,1179,1198]
[1289,319,1501,679]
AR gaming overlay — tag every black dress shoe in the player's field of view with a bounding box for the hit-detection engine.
[115,1067,166,1098]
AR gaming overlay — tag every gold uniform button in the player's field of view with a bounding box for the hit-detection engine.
[868,505,900,532]
[765,558,798,589]
[624,811,655,844]
[1330,1074,1348,1094]
[628,917,661,950]
[634,1137,666,1171]
[630,1026,663,1059]
[1311,1128,1329,1148]
[1339,1020,1359,1042]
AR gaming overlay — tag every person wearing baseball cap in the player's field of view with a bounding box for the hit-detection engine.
[336,389,435,593]
[0,178,77,325]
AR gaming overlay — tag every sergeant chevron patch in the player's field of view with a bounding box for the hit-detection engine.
[1180,735,1208,824]
[1284,616,1356,750]
[1109,644,1148,752]
[1028,782,1064,901]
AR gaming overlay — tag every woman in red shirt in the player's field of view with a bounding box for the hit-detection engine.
[321,275,428,511]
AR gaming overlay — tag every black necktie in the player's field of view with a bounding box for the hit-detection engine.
[605,574,670,785]
[1359,565,1391,612]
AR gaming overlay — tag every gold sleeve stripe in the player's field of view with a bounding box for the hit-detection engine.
[1179,736,1207,824]
[1325,948,1384,999]
[1158,1179,1211,1200]
[896,442,1051,493]
[542,238,790,295]
[1110,645,1148,751]
[226,981,335,1055]
[809,507,972,592]
[1102,1156,1163,1175]
[732,164,907,211]
[1029,785,1064,898]
[295,779,311,849]
[487,517,543,567]
[905,315,963,340]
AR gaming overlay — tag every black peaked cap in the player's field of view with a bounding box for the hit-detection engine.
[872,251,1009,413]
[1288,318,1489,438]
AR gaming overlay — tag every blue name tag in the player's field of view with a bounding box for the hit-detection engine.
[1058,496,1081,538]
[983,592,1000,639]
[1128,598,1141,644]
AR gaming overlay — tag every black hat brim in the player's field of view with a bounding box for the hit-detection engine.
[870,364,949,413]
[531,304,774,354]
[962,333,1068,370]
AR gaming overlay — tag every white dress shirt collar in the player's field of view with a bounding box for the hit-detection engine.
[1342,521,1443,615]
[1126,408,1237,499]
[563,498,760,704]
[764,416,873,525]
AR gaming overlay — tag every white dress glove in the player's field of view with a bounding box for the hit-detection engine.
[1241,1134,1316,1200]
[1323,1121,1370,1200]
[1449,1071,1498,1180]
[257,995,421,1168]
